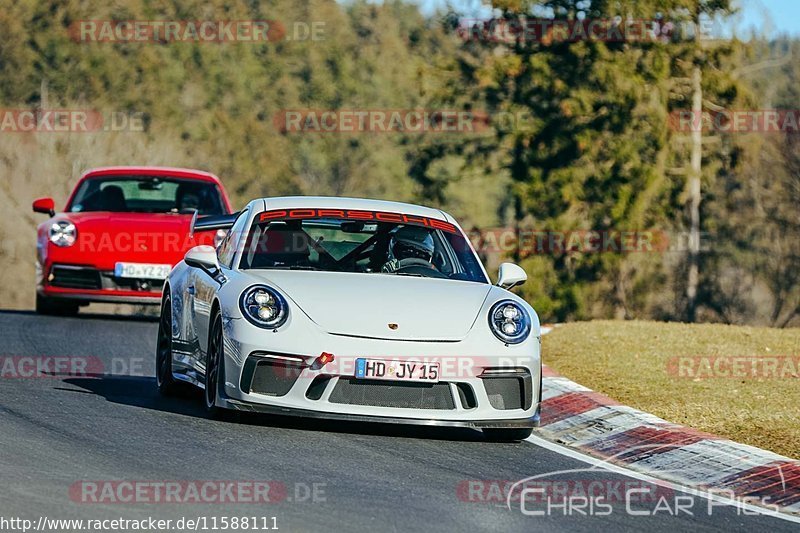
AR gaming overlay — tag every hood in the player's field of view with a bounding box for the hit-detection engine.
[62,210,193,228]
[56,211,203,265]
[248,270,493,341]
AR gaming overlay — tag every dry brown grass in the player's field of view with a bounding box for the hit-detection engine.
[542,320,800,459]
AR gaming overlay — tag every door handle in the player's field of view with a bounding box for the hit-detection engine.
[187,285,196,295]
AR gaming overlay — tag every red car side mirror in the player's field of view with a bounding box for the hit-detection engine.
[33,197,56,217]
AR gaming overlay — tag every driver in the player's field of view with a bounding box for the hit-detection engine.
[382,225,437,273]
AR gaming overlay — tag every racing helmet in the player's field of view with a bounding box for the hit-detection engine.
[389,226,435,263]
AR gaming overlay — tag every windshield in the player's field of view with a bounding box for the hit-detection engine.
[68,176,225,215]
[238,210,488,283]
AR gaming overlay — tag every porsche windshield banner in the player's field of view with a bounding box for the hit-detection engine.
[257,209,458,234]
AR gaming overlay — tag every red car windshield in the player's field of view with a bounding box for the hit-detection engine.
[68,176,225,215]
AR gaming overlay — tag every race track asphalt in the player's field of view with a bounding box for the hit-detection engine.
[0,310,796,532]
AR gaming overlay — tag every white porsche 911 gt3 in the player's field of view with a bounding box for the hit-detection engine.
[156,196,541,441]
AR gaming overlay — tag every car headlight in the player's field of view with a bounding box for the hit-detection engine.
[240,285,288,329]
[488,300,530,344]
[49,221,77,247]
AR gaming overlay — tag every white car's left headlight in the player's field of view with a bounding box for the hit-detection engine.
[240,285,288,329]
[488,300,530,344]
[49,221,77,247]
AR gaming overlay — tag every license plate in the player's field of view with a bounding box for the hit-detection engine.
[114,262,172,280]
[354,358,439,383]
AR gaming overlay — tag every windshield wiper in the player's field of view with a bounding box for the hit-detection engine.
[394,272,424,277]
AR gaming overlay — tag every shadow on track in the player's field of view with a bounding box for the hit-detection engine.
[61,375,492,443]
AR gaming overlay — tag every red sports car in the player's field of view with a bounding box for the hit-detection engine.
[32,166,233,315]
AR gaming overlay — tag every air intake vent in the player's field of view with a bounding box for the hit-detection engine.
[480,370,532,410]
[50,266,101,289]
[242,355,304,397]
[305,375,332,401]
[456,383,477,409]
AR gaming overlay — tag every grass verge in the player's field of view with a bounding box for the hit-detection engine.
[542,320,800,459]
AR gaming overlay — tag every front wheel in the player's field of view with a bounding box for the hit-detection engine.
[156,294,180,396]
[483,428,533,442]
[205,311,234,420]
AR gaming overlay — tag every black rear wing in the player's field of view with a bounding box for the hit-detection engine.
[190,211,239,237]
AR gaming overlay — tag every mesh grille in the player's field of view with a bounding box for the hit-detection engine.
[482,377,524,410]
[329,378,455,410]
[249,360,302,396]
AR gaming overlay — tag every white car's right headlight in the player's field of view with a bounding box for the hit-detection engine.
[239,285,288,329]
[49,221,77,247]
[488,300,530,344]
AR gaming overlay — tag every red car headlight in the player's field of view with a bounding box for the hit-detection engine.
[49,221,77,247]
[214,228,227,248]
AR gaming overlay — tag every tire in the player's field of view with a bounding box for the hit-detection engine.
[482,428,533,442]
[204,311,234,420]
[156,294,180,396]
[35,293,79,316]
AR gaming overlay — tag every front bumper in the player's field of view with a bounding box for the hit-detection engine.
[224,397,539,428]
[211,316,542,427]
[38,263,163,304]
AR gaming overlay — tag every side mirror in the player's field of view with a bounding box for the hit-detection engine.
[184,245,220,272]
[497,262,527,290]
[33,197,56,217]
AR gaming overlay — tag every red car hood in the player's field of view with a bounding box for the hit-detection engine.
[53,211,213,268]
